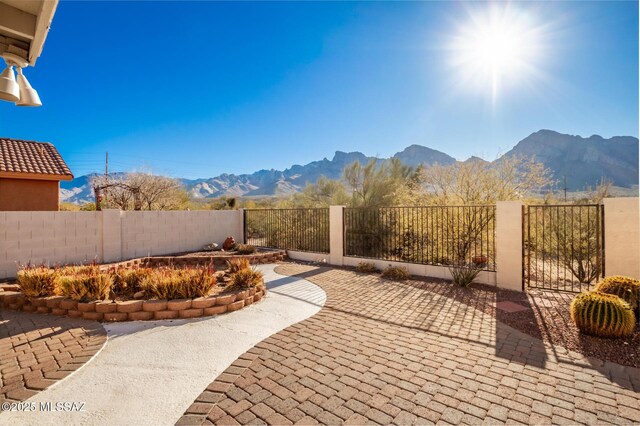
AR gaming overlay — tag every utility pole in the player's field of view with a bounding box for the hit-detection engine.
[103,151,109,206]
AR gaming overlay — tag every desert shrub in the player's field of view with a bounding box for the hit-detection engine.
[17,265,58,298]
[381,266,410,281]
[113,267,151,294]
[356,262,379,273]
[595,276,640,309]
[235,244,256,255]
[141,267,216,300]
[227,258,251,274]
[570,291,636,338]
[229,267,264,290]
[56,272,113,302]
[449,264,482,287]
[57,264,102,277]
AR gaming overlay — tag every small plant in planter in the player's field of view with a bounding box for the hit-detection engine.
[228,267,264,290]
[381,266,410,281]
[140,267,217,300]
[227,258,251,274]
[223,236,236,251]
[356,262,379,274]
[17,264,57,298]
[56,271,114,302]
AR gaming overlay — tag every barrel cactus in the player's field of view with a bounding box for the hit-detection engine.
[595,275,640,309]
[570,291,636,338]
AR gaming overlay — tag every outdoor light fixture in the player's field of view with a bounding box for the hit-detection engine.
[0,53,42,107]
[0,63,19,102]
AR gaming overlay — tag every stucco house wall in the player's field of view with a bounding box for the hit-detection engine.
[0,177,60,211]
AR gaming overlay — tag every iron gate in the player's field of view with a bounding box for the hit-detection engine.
[523,204,604,292]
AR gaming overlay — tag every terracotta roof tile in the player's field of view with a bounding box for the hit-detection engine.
[0,138,73,178]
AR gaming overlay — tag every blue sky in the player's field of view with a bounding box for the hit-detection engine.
[0,1,637,179]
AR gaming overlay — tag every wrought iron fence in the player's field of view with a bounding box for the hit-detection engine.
[244,208,330,253]
[344,206,496,271]
[524,204,604,292]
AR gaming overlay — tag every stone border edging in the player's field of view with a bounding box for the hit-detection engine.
[0,286,267,323]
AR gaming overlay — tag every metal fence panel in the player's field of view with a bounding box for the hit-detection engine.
[344,206,496,271]
[524,204,604,292]
[244,208,330,253]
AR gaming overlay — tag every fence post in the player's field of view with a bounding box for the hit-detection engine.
[101,209,123,263]
[240,208,247,244]
[603,197,640,279]
[329,206,345,266]
[496,201,524,292]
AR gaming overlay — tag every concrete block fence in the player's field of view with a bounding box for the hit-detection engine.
[0,209,243,279]
[1,198,638,290]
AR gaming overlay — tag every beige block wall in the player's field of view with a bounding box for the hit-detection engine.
[120,210,243,259]
[603,198,639,279]
[0,210,244,279]
[0,211,102,278]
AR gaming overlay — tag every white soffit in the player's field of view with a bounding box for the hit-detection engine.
[0,0,58,66]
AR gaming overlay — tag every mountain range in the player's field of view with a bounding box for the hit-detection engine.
[60,130,639,204]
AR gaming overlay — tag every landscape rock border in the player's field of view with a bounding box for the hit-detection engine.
[0,285,267,322]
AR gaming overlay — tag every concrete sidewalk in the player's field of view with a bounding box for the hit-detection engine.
[0,265,326,426]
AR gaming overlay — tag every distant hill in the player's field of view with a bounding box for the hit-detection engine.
[503,129,639,190]
[60,130,639,203]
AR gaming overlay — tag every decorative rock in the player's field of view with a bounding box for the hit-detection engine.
[51,308,67,316]
[95,302,117,313]
[103,312,128,322]
[192,296,217,309]
[82,311,103,321]
[67,310,83,318]
[2,292,20,304]
[235,290,248,301]
[203,305,227,315]
[128,311,153,321]
[179,308,203,319]
[8,303,21,310]
[116,300,143,313]
[133,291,146,300]
[254,291,263,302]
[244,296,255,306]
[143,300,167,311]
[216,294,236,306]
[227,300,245,312]
[77,302,97,312]
[36,306,50,314]
[22,304,37,312]
[45,296,65,309]
[248,288,256,297]
[154,310,179,320]
[167,299,191,311]
[59,299,77,310]
[31,297,47,308]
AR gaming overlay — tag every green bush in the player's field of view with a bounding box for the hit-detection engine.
[235,244,256,255]
[595,276,640,309]
[141,267,217,300]
[380,266,410,281]
[17,265,58,298]
[229,267,264,290]
[356,262,379,274]
[449,264,482,288]
[56,272,113,302]
[570,291,636,338]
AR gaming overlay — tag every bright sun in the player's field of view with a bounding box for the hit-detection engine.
[448,5,545,104]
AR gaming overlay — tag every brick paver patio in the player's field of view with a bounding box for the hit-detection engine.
[0,309,106,403]
[179,263,640,425]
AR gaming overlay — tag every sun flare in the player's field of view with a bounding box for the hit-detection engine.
[448,5,546,104]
